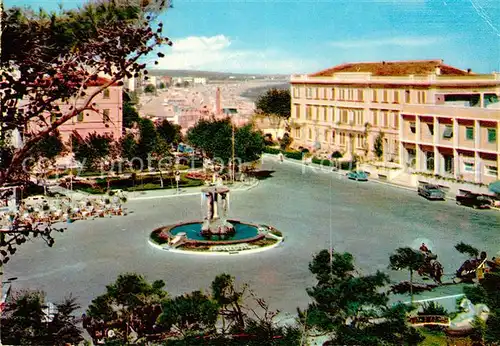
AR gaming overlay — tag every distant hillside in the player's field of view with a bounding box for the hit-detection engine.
[240,83,290,101]
[149,69,289,81]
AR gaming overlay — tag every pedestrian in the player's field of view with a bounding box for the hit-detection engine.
[278,152,284,163]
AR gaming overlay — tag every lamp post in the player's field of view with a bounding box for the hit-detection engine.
[223,108,237,184]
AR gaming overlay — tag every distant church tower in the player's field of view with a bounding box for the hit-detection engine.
[215,87,222,115]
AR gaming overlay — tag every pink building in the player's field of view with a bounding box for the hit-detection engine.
[27,77,123,143]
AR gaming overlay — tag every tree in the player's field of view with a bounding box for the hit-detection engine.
[159,82,166,89]
[301,249,423,345]
[187,118,263,165]
[152,137,171,188]
[123,97,140,128]
[120,133,137,163]
[158,290,219,339]
[0,0,172,266]
[71,132,113,171]
[1,290,83,345]
[85,273,168,344]
[30,130,65,194]
[256,88,291,141]
[137,118,158,167]
[157,119,182,145]
[374,132,384,159]
[388,247,426,303]
[279,132,292,150]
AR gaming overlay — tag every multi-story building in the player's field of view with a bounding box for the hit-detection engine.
[27,77,123,142]
[290,59,500,184]
[289,60,500,163]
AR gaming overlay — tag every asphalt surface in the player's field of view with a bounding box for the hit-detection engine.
[4,156,500,317]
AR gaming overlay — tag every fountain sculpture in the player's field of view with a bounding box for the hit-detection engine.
[201,186,235,237]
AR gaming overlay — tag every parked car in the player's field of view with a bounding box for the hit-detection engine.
[456,192,492,209]
[346,171,368,181]
[418,184,446,200]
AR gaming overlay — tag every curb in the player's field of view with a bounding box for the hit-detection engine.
[147,236,284,256]
[129,179,260,201]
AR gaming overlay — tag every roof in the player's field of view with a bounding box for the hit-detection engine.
[310,60,471,77]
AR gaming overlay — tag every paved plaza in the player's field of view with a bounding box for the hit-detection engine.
[5,156,500,316]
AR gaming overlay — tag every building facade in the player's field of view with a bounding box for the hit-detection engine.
[27,77,123,142]
[290,60,500,182]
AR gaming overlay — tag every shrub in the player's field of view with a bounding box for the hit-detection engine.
[263,147,282,155]
[420,301,448,316]
[312,157,332,166]
[283,151,303,160]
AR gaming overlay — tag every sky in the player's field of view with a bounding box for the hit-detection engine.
[4,0,500,74]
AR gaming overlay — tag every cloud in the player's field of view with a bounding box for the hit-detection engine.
[329,36,442,49]
[152,35,320,74]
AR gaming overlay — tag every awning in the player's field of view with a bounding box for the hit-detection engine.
[489,180,500,194]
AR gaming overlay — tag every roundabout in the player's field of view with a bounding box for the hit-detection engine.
[148,185,284,255]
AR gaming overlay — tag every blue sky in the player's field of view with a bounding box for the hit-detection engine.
[5,0,500,74]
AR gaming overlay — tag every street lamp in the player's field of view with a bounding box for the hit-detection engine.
[223,108,238,184]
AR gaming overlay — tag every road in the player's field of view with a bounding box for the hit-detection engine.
[4,156,500,317]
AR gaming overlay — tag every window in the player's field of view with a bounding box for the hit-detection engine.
[426,152,434,171]
[294,128,301,138]
[77,113,84,122]
[103,89,110,99]
[383,90,388,103]
[443,125,453,139]
[294,104,301,119]
[444,155,454,173]
[372,110,378,126]
[466,127,474,140]
[427,123,434,135]
[308,128,312,140]
[382,112,388,128]
[103,109,110,123]
[323,88,329,100]
[487,128,496,143]
[417,91,426,104]
[341,109,348,124]
[306,105,312,120]
[393,113,399,129]
[323,107,328,122]
[331,88,336,100]
[372,89,378,102]
[306,88,312,99]
[405,90,411,103]
[393,90,399,103]
[50,113,61,123]
[463,162,475,172]
[332,130,336,142]
[409,122,416,134]
[324,130,329,142]
[485,165,498,177]
[357,89,364,102]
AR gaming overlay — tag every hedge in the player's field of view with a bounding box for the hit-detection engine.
[283,151,303,160]
[312,157,332,166]
[263,147,282,155]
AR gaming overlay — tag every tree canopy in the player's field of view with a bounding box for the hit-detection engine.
[0,0,172,266]
[1,290,83,345]
[301,249,423,345]
[256,88,291,119]
[186,118,264,164]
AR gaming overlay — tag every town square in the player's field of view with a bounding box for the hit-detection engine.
[1,0,500,344]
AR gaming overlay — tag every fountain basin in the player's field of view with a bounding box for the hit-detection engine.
[149,220,284,255]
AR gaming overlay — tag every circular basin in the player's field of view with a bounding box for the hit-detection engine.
[170,221,259,242]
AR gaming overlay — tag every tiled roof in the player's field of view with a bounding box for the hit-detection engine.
[310,60,471,77]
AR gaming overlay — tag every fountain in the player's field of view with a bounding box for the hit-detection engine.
[201,186,235,237]
[149,185,284,254]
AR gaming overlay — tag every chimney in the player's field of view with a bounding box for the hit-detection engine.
[215,87,221,115]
